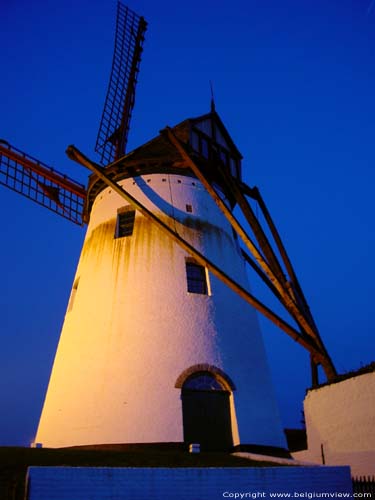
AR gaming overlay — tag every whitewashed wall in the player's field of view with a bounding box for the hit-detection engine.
[293,371,375,477]
[27,466,353,500]
[34,174,286,449]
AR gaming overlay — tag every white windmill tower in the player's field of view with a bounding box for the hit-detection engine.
[34,109,289,451]
[0,2,336,452]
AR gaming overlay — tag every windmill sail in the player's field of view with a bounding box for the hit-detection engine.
[95,2,147,165]
[0,141,86,225]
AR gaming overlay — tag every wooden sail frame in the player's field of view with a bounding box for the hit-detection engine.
[0,141,86,225]
[95,2,147,164]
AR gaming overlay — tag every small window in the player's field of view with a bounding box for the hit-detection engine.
[67,277,79,312]
[186,262,207,295]
[201,137,209,159]
[115,210,135,238]
[186,204,193,213]
[184,373,224,391]
[220,149,229,167]
[191,130,199,152]
[229,157,238,178]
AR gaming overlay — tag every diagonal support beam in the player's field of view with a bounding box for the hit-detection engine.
[219,165,322,338]
[162,128,287,295]
[162,128,326,345]
[161,129,337,381]
[66,144,329,368]
[241,183,319,329]
[240,248,282,301]
[240,183,330,351]
[239,181,337,379]
[217,158,287,288]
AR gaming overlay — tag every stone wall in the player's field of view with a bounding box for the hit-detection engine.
[27,466,352,500]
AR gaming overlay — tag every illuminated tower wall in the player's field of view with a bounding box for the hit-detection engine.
[34,113,287,450]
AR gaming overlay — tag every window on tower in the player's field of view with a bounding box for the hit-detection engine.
[183,373,225,391]
[189,124,241,180]
[186,261,208,295]
[115,209,135,238]
[67,277,80,312]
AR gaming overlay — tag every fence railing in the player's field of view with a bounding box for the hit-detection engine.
[353,476,375,496]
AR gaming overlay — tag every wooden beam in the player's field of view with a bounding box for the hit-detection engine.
[161,130,337,381]
[66,144,329,367]
[310,355,319,387]
[0,143,86,199]
[218,164,327,344]
[241,184,336,357]
[240,182,314,322]
[240,183,337,380]
[217,161,287,287]
[163,128,285,290]
[163,128,326,345]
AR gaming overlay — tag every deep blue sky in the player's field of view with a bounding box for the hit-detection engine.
[1,0,374,446]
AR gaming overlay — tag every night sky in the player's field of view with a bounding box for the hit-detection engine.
[1,0,374,446]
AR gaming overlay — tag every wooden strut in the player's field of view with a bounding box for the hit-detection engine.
[66,145,328,367]
[240,182,337,378]
[164,132,320,339]
[241,183,320,333]
[0,143,86,199]
[215,155,310,312]
[162,128,337,381]
[218,155,287,288]
[233,179,336,381]
[162,129,293,296]
[219,166,327,349]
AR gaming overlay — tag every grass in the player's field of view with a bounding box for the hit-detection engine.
[0,445,282,500]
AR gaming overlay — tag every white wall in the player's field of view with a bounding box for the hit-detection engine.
[293,370,375,477]
[27,466,353,500]
[34,174,286,449]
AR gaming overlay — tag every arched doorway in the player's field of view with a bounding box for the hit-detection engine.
[180,371,234,451]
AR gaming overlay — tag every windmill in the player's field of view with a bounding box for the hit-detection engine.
[1,2,336,450]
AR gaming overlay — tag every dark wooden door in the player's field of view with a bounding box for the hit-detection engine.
[181,389,233,451]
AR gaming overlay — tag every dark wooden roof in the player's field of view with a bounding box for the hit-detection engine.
[83,110,241,221]
[189,110,243,159]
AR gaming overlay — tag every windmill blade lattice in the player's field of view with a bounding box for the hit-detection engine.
[95,2,147,165]
[0,141,86,225]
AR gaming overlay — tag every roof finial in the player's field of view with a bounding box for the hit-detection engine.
[209,80,216,113]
